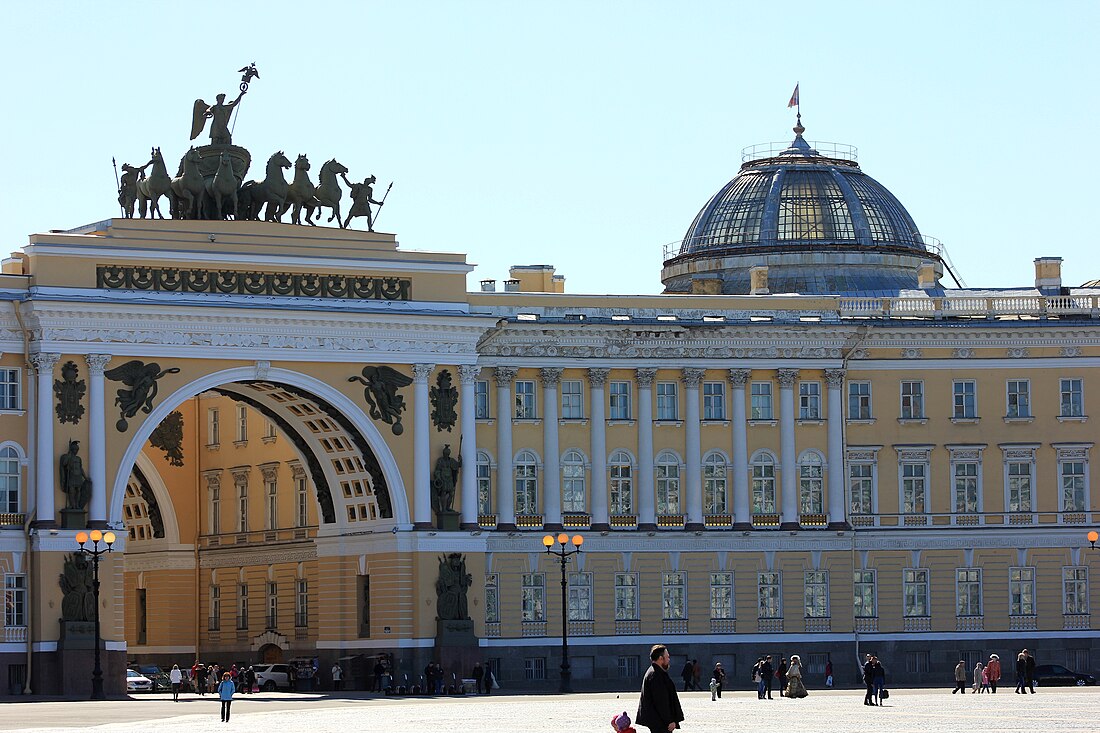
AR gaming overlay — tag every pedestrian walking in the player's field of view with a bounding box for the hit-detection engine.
[825,659,833,688]
[986,654,1001,693]
[331,662,343,691]
[484,661,496,694]
[972,661,984,693]
[472,662,484,694]
[777,657,789,697]
[196,664,208,696]
[872,657,886,704]
[373,659,387,692]
[244,666,255,694]
[761,655,774,699]
[785,655,808,698]
[862,654,876,706]
[218,671,236,723]
[1014,652,1026,693]
[953,659,967,694]
[711,662,726,698]
[680,659,695,692]
[752,658,765,699]
[170,664,183,702]
[1025,649,1036,693]
[691,659,701,692]
[636,644,684,733]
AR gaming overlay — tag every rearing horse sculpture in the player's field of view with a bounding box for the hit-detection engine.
[204,152,239,220]
[281,154,317,226]
[238,151,292,222]
[170,147,204,220]
[312,159,348,227]
[137,148,172,219]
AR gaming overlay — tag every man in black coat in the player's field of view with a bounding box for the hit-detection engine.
[680,659,695,691]
[1025,649,1036,693]
[761,656,774,699]
[637,645,685,733]
[862,653,876,706]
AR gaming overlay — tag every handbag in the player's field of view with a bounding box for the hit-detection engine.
[880,688,889,700]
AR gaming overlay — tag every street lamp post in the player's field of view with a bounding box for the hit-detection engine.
[76,529,116,700]
[542,532,583,693]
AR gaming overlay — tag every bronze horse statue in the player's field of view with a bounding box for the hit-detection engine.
[312,159,348,226]
[170,147,204,220]
[204,152,239,220]
[238,151,292,222]
[281,154,317,225]
[137,148,172,219]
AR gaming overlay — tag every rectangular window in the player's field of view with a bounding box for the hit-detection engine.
[1064,567,1089,615]
[568,572,593,621]
[236,404,248,442]
[358,575,370,637]
[515,380,536,419]
[953,380,977,419]
[1007,461,1033,512]
[4,574,27,627]
[0,368,20,410]
[609,381,631,420]
[208,408,220,446]
[266,582,277,629]
[703,457,727,514]
[799,382,821,420]
[901,381,924,419]
[615,573,639,620]
[758,572,781,619]
[903,569,929,617]
[662,572,685,619]
[656,382,678,420]
[750,382,773,420]
[296,477,308,527]
[1009,567,1035,617]
[956,568,982,617]
[703,382,726,420]
[849,463,873,515]
[266,476,278,530]
[656,460,681,515]
[618,656,639,678]
[799,459,824,514]
[902,463,927,514]
[804,571,829,618]
[1007,380,1031,418]
[854,570,876,618]
[295,579,308,627]
[237,583,249,630]
[562,457,586,513]
[476,457,492,515]
[475,380,490,419]
[848,382,871,420]
[238,482,248,533]
[264,420,277,440]
[953,462,979,513]
[561,380,584,419]
[905,651,930,675]
[514,461,538,516]
[524,658,546,680]
[1061,461,1086,511]
[209,585,221,631]
[522,573,546,622]
[710,572,734,620]
[752,460,776,514]
[210,483,221,535]
[484,574,499,623]
[1061,378,1084,417]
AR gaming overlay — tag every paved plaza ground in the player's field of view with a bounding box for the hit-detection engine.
[1,687,1095,733]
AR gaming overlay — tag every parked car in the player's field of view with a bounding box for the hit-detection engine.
[1033,664,1097,686]
[126,669,153,693]
[253,663,293,691]
[134,665,173,692]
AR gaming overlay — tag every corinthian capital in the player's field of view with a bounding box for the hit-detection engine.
[635,368,657,388]
[493,366,518,386]
[680,368,706,388]
[587,368,610,388]
[727,369,751,387]
[824,369,846,389]
[539,367,562,387]
[30,352,60,374]
[85,354,112,375]
[776,369,800,388]
[412,364,436,384]
[457,364,482,385]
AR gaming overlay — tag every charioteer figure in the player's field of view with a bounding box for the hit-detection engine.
[340,173,384,230]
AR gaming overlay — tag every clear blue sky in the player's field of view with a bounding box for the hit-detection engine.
[3,1,1097,293]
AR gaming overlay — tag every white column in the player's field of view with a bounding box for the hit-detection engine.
[86,354,111,528]
[588,368,610,529]
[728,369,751,529]
[540,368,562,528]
[825,368,847,529]
[412,363,435,529]
[31,353,60,527]
[682,368,705,529]
[777,368,800,529]
[636,368,657,529]
[457,365,481,529]
[494,366,518,528]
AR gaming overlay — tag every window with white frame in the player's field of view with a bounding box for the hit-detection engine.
[237,479,248,532]
[656,452,681,515]
[953,380,977,419]
[662,572,685,619]
[210,480,221,535]
[956,568,982,617]
[1006,380,1031,418]
[484,573,499,623]
[208,584,221,630]
[521,572,546,622]
[853,570,876,618]
[1007,460,1033,512]
[266,474,278,530]
[849,462,873,515]
[609,451,634,515]
[710,572,734,619]
[515,380,536,419]
[568,572,593,621]
[236,404,248,442]
[903,568,929,617]
[758,572,781,618]
[561,449,586,513]
[656,382,678,420]
[514,450,538,515]
[901,462,927,514]
[0,446,20,513]
[799,382,821,420]
[609,382,631,420]
[208,408,220,446]
[475,380,490,419]
[296,476,308,527]
[1061,378,1084,417]
[1063,567,1088,615]
[264,419,277,441]
[752,453,776,514]
[900,381,924,419]
[848,382,871,420]
[0,368,20,410]
[751,382,773,420]
[703,382,726,420]
[4,574,26,627]
[614,573,638,620]
[237,583,249,630]
[561,380,584,419]
[703,453,728,514]
[476,451,492,515]
[1009,567,1035,616]
[799,453,824,514]
[1060,460,1086,512]
[804,571,829,618]
[295,579,308,627]
[952,461,979,513]
[266,582,278,628]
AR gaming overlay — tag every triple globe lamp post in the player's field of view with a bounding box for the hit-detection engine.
[542,532,583,693]
[75,529,116,700]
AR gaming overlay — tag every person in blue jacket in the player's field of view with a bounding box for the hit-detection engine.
[218,671,236,723]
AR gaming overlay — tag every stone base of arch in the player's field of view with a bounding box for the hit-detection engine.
[250,630,289,653]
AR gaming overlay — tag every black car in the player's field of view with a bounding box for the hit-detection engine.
[1033,664,1097,686]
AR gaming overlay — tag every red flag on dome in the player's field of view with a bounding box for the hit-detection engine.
[788,84,800,109]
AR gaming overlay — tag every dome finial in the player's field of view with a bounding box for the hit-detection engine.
[793,112,805,137]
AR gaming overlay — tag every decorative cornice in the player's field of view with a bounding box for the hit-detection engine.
[29,352,60,373]
[727,368,751,387]
[200,545,317,568]
[288,461,307,480]
[457,364,482,384]
[823,368,846,389]
[259,463,280,482]
[776,369,799,388]
[539,367,562,386]
[412,363,435,383]
[1006,347,1030,358]
[587,368,610,387]
[635,368,657,387]
[84,354,111,374]
[901,348,922,359]
[493,366,518,385]
[680,368,705,388]
[230,466,251,484]
[203,471,223,490]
